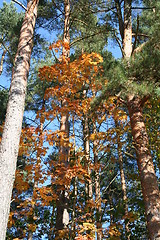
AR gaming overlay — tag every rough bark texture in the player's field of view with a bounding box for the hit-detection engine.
[127,96,160,240]
[0,0,39,239]
[55,0,70,236]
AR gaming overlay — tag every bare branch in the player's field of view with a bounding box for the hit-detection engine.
[134,41,148,54]
[124,151,136,159]
[113,31,124,57]
[1,42,13,65]
[103,173,119,192]
[52,0,64,15]
[131,6,156,10]
[70,30,105,46]
[132,33,149,38]
[11,0,27,11]
[0,84,8,90]
[71,18,89,27]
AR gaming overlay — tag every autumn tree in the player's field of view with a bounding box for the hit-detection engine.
[1,0,159,239]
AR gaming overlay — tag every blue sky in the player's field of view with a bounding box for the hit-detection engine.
[0,0,23,11]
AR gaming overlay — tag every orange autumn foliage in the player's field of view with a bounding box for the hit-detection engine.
[39,40,103,118]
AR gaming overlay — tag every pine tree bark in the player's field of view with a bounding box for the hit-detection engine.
[55,0,70,237]
[122,1,160,239]
[127,95,160,240]
[0,1,39,239]
[123,0,132,58]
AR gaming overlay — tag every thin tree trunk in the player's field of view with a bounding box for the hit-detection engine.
[82,87,93,200]
[55,105,70,233]
[0,1,39,239]
[55,0,70,237]
[108,186,114,225]
[114,119,130,239]
[122,1,160,239]
[71,115,77,238]
[28,108,44,239]
[48,206,55,240]
[93,122,102,240]
[83,113,92,199]
[83,111,93,238]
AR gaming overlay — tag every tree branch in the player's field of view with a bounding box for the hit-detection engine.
[11,0,27,11]
[140,95,150,107]
[0,84,8,90]
[124,151,136,159]
[114,0,124,41]
[70,30,105,46]
[134,41,148,54]
[132,33,149,38]
[131,7,156,10]
[113,31,124,57]
[0,50,7,76]
[1,42,13,65]
[132,15,139,55]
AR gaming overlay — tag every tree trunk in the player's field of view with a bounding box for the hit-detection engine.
[127,95,160,240]
[48,206,55,240]
[28,231,33,240]
[55,107,70,233]
[123,0,132,58]
[83,113,92,199]
[71,116,77,239]
[93,122,102,240]
[28,115,44,239]
[121,1,160,239]
[115,119,130,239]
[83,110,93,238]
[55,0,70,237]
[0,1,39,239]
